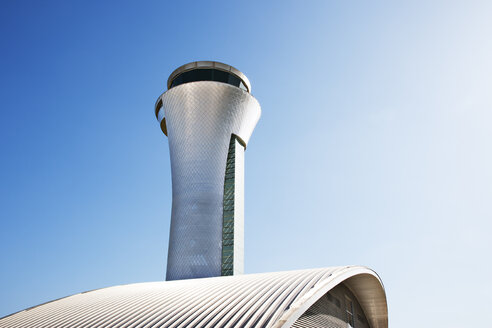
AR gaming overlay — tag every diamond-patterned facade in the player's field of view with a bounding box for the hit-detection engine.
[159,81,261,280]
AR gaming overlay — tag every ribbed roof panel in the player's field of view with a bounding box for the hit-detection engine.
[0,266,387,328]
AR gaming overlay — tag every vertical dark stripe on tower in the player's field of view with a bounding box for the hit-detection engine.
[221,135,236,276]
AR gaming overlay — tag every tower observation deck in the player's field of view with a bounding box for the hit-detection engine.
[155,61,261,281]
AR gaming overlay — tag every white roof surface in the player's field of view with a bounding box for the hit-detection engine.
[0,266,387,328]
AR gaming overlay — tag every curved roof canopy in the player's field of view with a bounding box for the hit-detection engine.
[0,266,387,328]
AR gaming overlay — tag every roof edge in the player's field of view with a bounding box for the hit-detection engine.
[273,266,388,328]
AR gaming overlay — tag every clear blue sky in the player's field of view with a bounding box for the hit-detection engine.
[1,1,491,326]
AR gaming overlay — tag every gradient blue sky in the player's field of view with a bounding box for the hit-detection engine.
[1,1,491,327]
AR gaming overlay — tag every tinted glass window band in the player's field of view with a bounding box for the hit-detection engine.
[169,69,249,92]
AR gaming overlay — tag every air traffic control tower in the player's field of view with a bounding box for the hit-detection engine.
[0,61,387,328]
[154,61,261,281]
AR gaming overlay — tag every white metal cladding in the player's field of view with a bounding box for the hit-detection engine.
[0,266,388,328]
[157,81,261,281]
